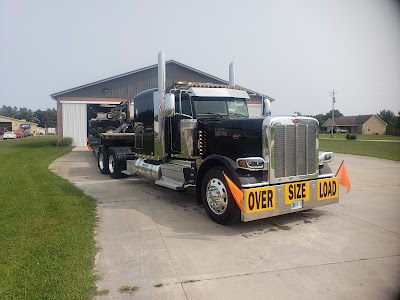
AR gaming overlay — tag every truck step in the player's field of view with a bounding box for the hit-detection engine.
[156,163,195,190]
[155,180,185,191]
[122,170,135,176]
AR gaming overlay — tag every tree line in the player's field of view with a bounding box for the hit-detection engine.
[0,105,57,128]
[376,109,400,134]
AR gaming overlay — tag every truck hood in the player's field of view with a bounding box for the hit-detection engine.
[198,117,265,160]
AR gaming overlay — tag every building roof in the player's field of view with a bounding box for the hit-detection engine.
[50,60,273,101]
[322,115,387,127]
[0,115,38,125]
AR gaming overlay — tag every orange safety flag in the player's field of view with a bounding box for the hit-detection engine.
[223,173,245,211]
[335,161,351,193]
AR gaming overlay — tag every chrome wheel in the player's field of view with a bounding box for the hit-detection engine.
[206,177,228,215]
[108,155,115,173]
[99,152,105,170]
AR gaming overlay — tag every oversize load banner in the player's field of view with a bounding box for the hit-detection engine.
[244,178,338,213]
[245,187,275,213]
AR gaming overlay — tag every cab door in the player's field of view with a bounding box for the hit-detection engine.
[169,93,193,154]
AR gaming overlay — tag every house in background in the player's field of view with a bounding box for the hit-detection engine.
[322,115,387,135]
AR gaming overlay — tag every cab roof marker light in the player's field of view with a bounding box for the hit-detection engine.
[173,81,243,90]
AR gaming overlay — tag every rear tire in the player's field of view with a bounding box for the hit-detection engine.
[98,147,109,174]
[108,147,133,179]
[201,166,240,225]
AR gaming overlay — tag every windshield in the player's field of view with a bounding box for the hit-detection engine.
[193,97,249,118]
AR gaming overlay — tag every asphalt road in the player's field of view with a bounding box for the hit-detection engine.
[50,149,400,300]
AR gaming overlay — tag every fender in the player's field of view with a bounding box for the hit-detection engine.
[195,155,241,205]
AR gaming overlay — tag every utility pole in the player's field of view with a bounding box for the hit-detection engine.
[330,90,337,138]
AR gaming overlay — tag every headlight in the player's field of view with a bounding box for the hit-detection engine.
[236,157,265,170]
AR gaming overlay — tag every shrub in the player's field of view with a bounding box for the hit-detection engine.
[345,133,357,140]
[57,137,73,147]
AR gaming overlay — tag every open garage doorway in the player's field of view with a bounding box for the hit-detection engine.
[87,103,121,136]
[0,122,12,135]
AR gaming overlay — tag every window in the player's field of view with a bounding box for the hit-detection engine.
[193,97,249,118]
[175,93,193,116]
[227,99,248,117]
[194,99,227,115]
[367,126,371,131]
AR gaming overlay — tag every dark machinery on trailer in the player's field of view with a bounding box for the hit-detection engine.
[88,101,134,149]
[96,52,339,224]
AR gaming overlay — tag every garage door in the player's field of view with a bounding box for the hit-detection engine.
[62,103,87,146]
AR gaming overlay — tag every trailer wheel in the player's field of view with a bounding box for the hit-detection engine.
[98,148,109,174]
[201,166,240,225]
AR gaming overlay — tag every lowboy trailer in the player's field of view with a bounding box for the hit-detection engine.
[96,52,338,224]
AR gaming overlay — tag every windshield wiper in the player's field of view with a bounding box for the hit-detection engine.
[199,112,225,117]
[229,113,247,117]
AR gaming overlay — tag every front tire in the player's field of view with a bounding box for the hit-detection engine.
[98,147,109,174]
[202,166,240,225]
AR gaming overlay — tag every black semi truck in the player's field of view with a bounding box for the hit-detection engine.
[96,52,339,224]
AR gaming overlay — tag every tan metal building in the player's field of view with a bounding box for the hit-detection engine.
[0,115,41,135]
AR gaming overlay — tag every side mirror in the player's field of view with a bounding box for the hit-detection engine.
[262,98,271,116]
[164,93,175,117]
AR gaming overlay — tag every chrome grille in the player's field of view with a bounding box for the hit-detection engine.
[273,125,317,178]
[307,126,317,173]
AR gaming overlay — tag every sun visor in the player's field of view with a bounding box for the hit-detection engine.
[189,87,250,99]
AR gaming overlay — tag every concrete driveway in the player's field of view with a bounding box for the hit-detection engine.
[50,150,400,299]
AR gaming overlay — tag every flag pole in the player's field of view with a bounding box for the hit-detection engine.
[335,160,344,176]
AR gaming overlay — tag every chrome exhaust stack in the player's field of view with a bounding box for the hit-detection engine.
[229,61,235,86]
[156,51,166,158]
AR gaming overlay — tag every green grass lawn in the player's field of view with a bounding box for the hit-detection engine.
[320,133,400,140]
[320,138,400,161]
[0,136,97,299]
